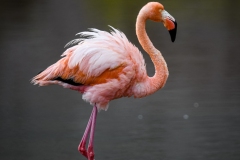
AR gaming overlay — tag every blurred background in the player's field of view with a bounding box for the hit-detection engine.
[0,0,240,160]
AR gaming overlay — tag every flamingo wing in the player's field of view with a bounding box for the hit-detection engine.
[32,46,125,88]
[32,27,144,87]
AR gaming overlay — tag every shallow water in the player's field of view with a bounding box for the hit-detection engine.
[1,0,240,160]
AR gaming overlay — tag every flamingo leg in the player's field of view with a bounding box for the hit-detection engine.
[87,105,98,160]
[78,105,98,160]
[78,107,94,158]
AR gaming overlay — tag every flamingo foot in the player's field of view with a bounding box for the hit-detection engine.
[87,146,95,160]
[78,105,98,160]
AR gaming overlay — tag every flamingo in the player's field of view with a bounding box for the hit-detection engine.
[31,2,177,160]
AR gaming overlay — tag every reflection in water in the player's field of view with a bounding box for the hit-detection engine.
[0,0,240,160]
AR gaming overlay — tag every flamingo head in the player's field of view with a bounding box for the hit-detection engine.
[145,2,177,42]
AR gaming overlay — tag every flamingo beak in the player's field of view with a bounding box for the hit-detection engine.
[161,10,177,42]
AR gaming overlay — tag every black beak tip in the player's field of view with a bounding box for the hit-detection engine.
[169,21,177,42]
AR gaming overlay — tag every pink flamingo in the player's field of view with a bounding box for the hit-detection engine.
[32,2,177,160]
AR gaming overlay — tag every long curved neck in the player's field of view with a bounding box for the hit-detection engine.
[135,8,169,97]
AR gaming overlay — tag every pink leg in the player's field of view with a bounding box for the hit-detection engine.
[87,105,98,160]
[78,105,98,160]
[78,107,94,158]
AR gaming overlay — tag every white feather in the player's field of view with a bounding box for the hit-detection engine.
[66,26,145,77]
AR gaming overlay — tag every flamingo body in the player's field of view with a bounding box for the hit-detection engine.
[33,27,148,110]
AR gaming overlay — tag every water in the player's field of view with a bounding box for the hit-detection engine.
[1,0,240,160]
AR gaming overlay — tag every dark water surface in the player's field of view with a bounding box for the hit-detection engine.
[1,0,240,160]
